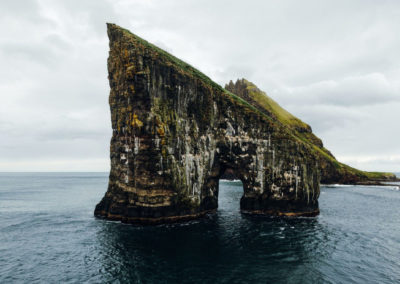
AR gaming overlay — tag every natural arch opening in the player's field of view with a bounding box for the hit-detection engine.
[217,168,244,212]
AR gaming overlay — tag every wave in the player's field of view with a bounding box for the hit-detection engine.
[322,183,400,191]
[321,184,355,188]
[219,179,242,183]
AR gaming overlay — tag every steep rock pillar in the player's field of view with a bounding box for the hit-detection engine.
[95,24,320,224]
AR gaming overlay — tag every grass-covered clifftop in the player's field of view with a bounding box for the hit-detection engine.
[111,23,396,185]
[225,79,397,184]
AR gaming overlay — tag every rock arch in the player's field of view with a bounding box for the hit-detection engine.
[94,24,320,224]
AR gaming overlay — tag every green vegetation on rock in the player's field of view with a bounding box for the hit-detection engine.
[225,79,397,184]
[96,24,323,224]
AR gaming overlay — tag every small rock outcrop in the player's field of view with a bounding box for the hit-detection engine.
[94,24,320,224]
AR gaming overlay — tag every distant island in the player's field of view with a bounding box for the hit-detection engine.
[95,24,398,225]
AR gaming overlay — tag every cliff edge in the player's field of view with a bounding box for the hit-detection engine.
[94,24,320,224]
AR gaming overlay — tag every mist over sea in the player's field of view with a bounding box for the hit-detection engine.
[1,173,400,283]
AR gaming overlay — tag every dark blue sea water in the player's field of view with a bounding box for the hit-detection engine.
[1,173,400,283]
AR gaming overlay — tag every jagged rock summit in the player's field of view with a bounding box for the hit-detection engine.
[94,24,321,224]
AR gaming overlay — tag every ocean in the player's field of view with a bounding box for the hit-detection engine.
[1,172,400,283]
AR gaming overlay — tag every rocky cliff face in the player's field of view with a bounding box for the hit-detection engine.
[225,79,398,184]
[94,24,320,224]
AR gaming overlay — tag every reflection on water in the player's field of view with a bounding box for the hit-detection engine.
[1,174,400,283]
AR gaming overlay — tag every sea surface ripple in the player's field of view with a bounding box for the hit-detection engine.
[1,173,400,283]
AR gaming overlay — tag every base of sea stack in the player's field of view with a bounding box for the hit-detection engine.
[240,197,320,217]
[94,199,217,225]
[94,198,319,225]
[94,209,216,225]
[241,209,320,217]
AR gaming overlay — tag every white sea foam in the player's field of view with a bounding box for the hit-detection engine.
[220,179,242,183]
[321,184,355,188]
[322,183,400,191]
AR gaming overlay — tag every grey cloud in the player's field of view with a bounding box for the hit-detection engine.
[1,41,62,66]
[0,0,399,171]
[278,73,400,107]
[0,0,52,26]
[53,0,118,35]
[282,104,366,134]
[339,155,400,173]
[44,34,72,52]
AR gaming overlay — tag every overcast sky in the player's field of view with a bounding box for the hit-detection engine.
[1,0,399,172]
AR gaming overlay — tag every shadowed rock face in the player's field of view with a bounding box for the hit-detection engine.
[94,24,320,224]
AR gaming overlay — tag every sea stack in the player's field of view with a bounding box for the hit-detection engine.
[94,24,320,224]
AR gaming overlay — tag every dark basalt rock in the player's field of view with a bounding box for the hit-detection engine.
[95,24,321,224]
